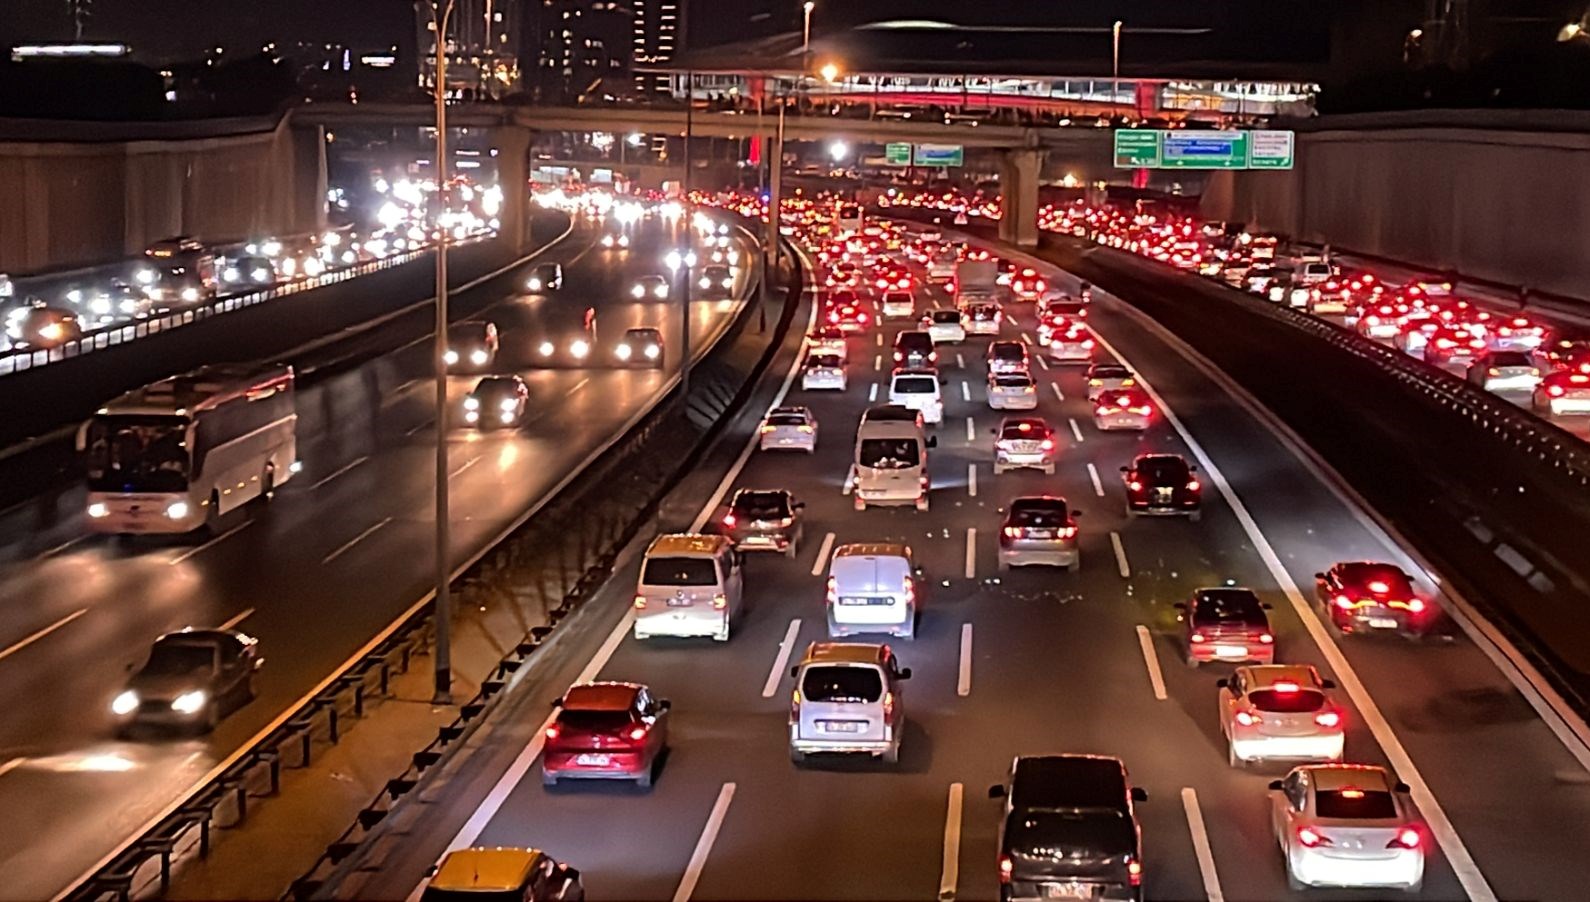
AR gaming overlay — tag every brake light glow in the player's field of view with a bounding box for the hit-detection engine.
[627,725,648,742]
[1190,632,1206,643]
[999,856,1013,883]
[1040,438,1054,451]
[1258,633,1274,644]
[1314,710,1342,728]
[1367,580,1390,594]
[1186,479,1201,491]
[1128,480,1143,491]
[722,513,737,528]
[711,594,728,610]
[1334,594,1356,610]
[826,576,838,604]
[1003,526,1022,538]
[545,724,561,740]
[1127,858,1142,886]
[1273,681,1300,693]
[1391,828,1421,849]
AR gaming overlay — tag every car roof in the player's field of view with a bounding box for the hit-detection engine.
[1305,764,1394,792]
[1334,561,1408,581]
[833,542,910,559]
[1193,587,1264,613]
[1239,664,1320,690]
[625,326,661,336]
[769,406,811,417]
[562,682,641,710]
[862,404,921,422]
[431,848,541,892]
[799,641,890,666]
[647,533,730,557]
[1011,755,1128,810]
[156,628,242,647]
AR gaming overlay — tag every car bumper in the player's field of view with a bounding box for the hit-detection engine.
[882,305,914,318]
[1290,847,1423,889]
[1006,880,1136,901]
[1230,732,1343,763]
[761,435,816,451]
[965,323,999,335]
[1190,642,1274,664]
[995,453,1054,470]
[1483,375,1540,392]
[1048,346,1091,362]
[803,377,846,390]
[634,612,729,640]
[1128,502,1200,516]
[543,751,647,779]
[856,488,926,505]
[86,499,204,534]
[1545,396,1590,415]
[990,394,1038,409]
[1095,413,1150,431]
[1361,324,1400,339]
[790,727,897,757]
[1337,609,1422,633]
[731,532,795,552]
[1000,544,1079,568]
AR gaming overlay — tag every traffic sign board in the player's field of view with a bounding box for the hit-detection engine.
[913,143,964,167]
[1161,131,1250,169]
[1113,129,1160,168]
[885,142,912,166]
[1248,130,1295,169]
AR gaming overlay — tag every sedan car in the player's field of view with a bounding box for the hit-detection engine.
[600,232,631,249]
[112,629,261,733]
[463,375,529,427]
[1315,561,1433,637]
[526,262,563,292]
[1093,388,1153,431]
[1046,322,1096,363]
[221,254,277,289]
[1423,326,1487,367]
[4,303,82,350]
[806,324,848,359]
[698,263,735,296]
[1270,764,1425,892]
[1122,452,1201,519]
[987,372,1039,410]
[893,330,937,369]
[759,406,817,453]
[802,353,847,391]
[993,416,1057,474]
[542,682,669,788]
[1176,586,1275,666]
[1085,362,1135,401]
[721,488,804,556]
[826,300,872,335]
[631,274,669,300]
[613,327,665,368]
[960,302,1001,336]
[998,496,1080,571]
[1466,350,1540,392]
[445,321,499,371]
[1219,665,1343,767]
[1535,370,1590,415]
[922,309,966,344]
[986,340,1029,376]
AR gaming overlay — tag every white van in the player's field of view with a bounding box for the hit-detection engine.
[825,543,921,639]
[853,406,936,512]
[633,534,744,641]
[888,369,944,424]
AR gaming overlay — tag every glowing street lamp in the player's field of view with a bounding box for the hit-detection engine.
[828,140,849,162]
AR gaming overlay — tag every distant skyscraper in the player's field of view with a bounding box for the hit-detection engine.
[632,0,682,95]
[531,0,632,101]
[416,0,521,98]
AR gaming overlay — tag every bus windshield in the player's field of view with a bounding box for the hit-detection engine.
[84,415,190,493]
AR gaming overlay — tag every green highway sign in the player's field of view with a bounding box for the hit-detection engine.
[1113,129,1161,168]
[885,142,913,166]
[1248,130,1296,169]
[913,143,964,167]
[1161,131,1250,169]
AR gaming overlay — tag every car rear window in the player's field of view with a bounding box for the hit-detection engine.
[1249,688,1326,713]
[642,557,718,586]
[1315,788,1398,820]
[1010,499,1068,526]
[768,413,807,426]
[931,310,960,323]
[558,709,634,732]
[1090,365,1130,379]
[732,492,790,519]
[893,376,937,394]
[808,355,842,368]
[801,666,883,703]
[858,439,920,469]
[896,333,932,349]
[990,343,1023,359]
[994,375,1033,388]
[1339,564,1412,594]
[1138,457,1189,481]
[1489,352,1533,367]
[884,292,912,303]
[1193,591,1266,625]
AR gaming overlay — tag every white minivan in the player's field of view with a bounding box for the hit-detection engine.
[853,406,936,512]
[825,543,921,639]
[633,534,744,641]
[888,369,944,424]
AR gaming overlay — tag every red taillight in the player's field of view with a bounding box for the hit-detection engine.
[1298,827,1330,848]
[1186,479,1201,492]
[1333,594,1355,610]
[760,424,775,433]
[882,691,896,723]
[722,513,737,528]
[1057,526,1077,540]
[1548,384,1566,397]
[1406,598,1426,614]
[545,724,561,740]
[894,351,903,361]
[826,576,838,603]
[1128,480,1143,492]
[1040,438,1054,451]
[1127,857,1142,886]
[711,594,728,610]
[858,313,869,324]
[902,577,916,604]
[998,856,1013,884]
[1258,633,1274,644]
[1314,710,1342,728]
[1002,526,1022,539]
[1082,339,1097,349]
[627,725,649,742]
[1391,828,1421,850]
[790,689,802,720]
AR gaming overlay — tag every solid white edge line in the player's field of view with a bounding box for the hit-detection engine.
[1109,530,1131,579]
[322,517,394,565]
[1051,382,1065,402]
[762,619,802,698]
[957,623,973,697]
[1181,787,1226,902]
[0,608,88,665]
[967,463,977,498]
[965,416,976,443]
[1134,625,1168,701]
[671,782,737,902]
[1087,462,1106,497]
[448,456,481,480]
[1068,417,1085,442]
[964,527,977,580]
[939,782,965,901]
[168,520,253,566]
[1087,326,1499,902]
[810,531,837,577]
[218,607,256,632]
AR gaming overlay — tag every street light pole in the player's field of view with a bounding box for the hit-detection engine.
[680,69,694,396]
[803,2,815,62]
[1111,20,1123,122]
[429,0,456,705]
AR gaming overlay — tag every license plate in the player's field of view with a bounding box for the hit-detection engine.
[1041,883,1091,899]
[1214,645,1247,658]
[839,596,892,606]
[666,597,692,607]
[820,720,862,732]
[575,753,610,766]
[1368,617,1398,629]
[1026,529,1054,539]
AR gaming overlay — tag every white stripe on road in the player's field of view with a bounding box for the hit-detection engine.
[0,608,87,665]
[1135,625,1168,701]
[1034,354,1050,371]
[1021,332,1033,345]
[967,464,977,497]
[939,783,965,900]
[868,383,879,402]
[964,528,977,580]
[873,354,882,372]
[810,531,836,576]
[322,517,393,565]
[311,455,368,490]
[1051,383,1065,402]
[672,783,736,902]
[1110,531,1131,578]
[956,353,965,369]
[565,377,590,397]
[1069,417,1085,442]
[1087,462,1106,497]
[965,416,976,443]
[958,624,974,697]
[762,619,802,698]
[404,419,434,437]
[1182,788,1226,902]
[219,608,255,631]
[448,456,481,480]
[875,332,884,347]
[960,381,971,402]
[170,520,253,566]
[37,534,89,559]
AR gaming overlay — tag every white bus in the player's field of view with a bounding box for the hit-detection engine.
[79,363,298,534]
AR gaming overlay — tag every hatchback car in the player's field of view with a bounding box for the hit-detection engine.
[826,300,872,334]
[889,369,944,424]
[1270,764,1425,892]
[1085,363,1135,401]
[463,375,530,428]
[112,629,262,733]
[881,290,916,319]
[788,642,911,765]
[988,372,1039,410]
[998,496,1080,572]
[721,488,804,556]
[1176,587,1275,666]
[923,309,966,343]
[420,848,585,902]
[1535,369,1590,415]
[806,324,848,359]
[599,231,630,249]
[893,330,937,369]
[993,417,1057,474]
[989,755,1147,902]
[445,321,499,371]
[1315,561,1432,637]
[698,263,735,295]
[1093,388,1153,431]
[526,262,563,292]
[1466,350,1540,392]
[613,327,664,368]
[986,340,1029,376]
[221,254,277,288]
[759,406,817,453]
[1121,453,1201,519]
[631,273,669,300]
[802,353,847,391]
[1423,326,1487,367]
[1219,665,1343,767]
[542,682,670,788]
[961,302,1002,336]
[1047,322,1095,363]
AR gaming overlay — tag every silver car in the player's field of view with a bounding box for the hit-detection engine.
[801,353,847,391]
[1046,322,1095,363]
[787,642,910,765]
[961,302,1001,336]
[1270,764,1425,892]
[1466,350,1540,392]
[987,373,1038,410]
[631,274,669,300]
[997,496,1080,571]
[760,406,817,453]
[1085,362,1136,401]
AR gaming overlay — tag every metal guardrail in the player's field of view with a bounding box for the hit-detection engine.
[0,233,491,379]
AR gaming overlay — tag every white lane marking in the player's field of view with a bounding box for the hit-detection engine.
[0,608,87,665]
[1182,788,1226,902]
[1021,332,1033,345]
[868,383,879,402]
[964,528,977,580]
[875,332,884,347]
[566,377,591,397]
[311,455,368,490]
[967,463,978,497]
[960,381,971,402]
[762,619,802,698]
[404,419,434,437]
[169,521,252,566]
[219,608,255,631]
[1068,417,1085,442]
[1110,531,1131,578]
[38,534,89,559]
[811,531,837,576]
[1050,383,1065,402]
[939,782,965,900]
[672,783,736,902]
[1085,329,1499,902]
[448,456,481,480]
[874,354,882,372]
[322,517,393,565]
[1134,625,1168,701]
[956,353,965,368]
[1034,354,1050,371]
[965,416,976,443]
[1087,462,1106,497]
[957,624,973,697]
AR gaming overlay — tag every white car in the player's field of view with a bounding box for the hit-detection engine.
[880,290,916,320]
[1084,362,1136,401]
[1047,323,1095,363]
[806,326,848,360]
[698,264,734,294]
[1093,388,1153,431]
[631,274,669,300]
[760,406,818,453]
[889,370,944,424]
[921,310,965,344]
[987,373,1038,410]
[1467,351,1540,392]
[992,416,1056,474]
[960,303,1001,336]
[802,353,847,391]
[1270,764,1425,893]
[1219,665,1344,767]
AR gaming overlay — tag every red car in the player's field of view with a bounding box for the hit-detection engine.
[1314,561,1432,637]
[827,301,872,334]
[542,682,671,788]
[1122,452,1202,519]
[1176,587,1275,667]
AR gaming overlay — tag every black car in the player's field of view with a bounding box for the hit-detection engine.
[720,488,804,557]
[464,375,529,428]
[990,755,1147,902]
[1121,453,1202,519]
[526,262,563,292]
[892,330,936,369]
[614,327,665,368]
[112,629,262,733]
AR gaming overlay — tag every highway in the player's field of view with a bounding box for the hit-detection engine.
[0,210,757,900]
[341,224,1590,902]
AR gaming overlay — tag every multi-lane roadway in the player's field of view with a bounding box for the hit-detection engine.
[342,225,1590,902]
[0,211,756,899]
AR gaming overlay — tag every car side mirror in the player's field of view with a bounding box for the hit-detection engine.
[425,865,439,878]
[898,667,912,680]
[988,784,1007,800]
[1268,779,1284,791]
[551,698,563,708]
[790,666,800,679]
[1118,466,1128,473]
[1173,602,1188,611]
[1395,781,1411,794]
[1321,679,1337,689]
[926,436,938,448]
[1215,677,1228,688]
[1313,572,1326,581]
[1131,787,1148,802]
[254,658,266,671]
[659,699,672,711]
[794,502,806,510]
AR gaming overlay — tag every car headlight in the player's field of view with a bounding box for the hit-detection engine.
[699,277,711,289]
[602,235,615,247]
[654,285,668,298]
[252,268,270,283]
[444,349,459,365]
[464,397,480,411]
[464,410,479,423]
[538,341,554,356]
[181,287,201,303]
[90,297,113,316]
[570,339,590,359]
[135,268,156,285]
[499,398,518,411]
[88,502,109,519]
[615,343,633,359]
[632,284,646,298]
[171,690,208,715]
[722,278,733,289]
[527,278,543,291]
[304,258,324,276]
[470,348,489,365]
[119,299,138,314]
[111,690,139,715]
[223,268,240,283]
[645,344,660,359]
[166,501,190,520]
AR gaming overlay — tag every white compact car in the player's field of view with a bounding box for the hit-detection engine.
[802,353,847,391]
[987,373,1038,410]
[888,370,943,424]
[1270,764,1425,893]
[922,309,966,344]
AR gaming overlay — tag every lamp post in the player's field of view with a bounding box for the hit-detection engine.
[803,2,815,61]
[1111,20,1123,122]
[681,69,694,396]
[427,0,457,705]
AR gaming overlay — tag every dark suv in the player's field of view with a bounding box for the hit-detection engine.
[893,330,936,369]
[990,755,1147,902]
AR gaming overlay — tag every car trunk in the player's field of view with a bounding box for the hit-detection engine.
[1006,810,1134,884]
[797,666,887,743]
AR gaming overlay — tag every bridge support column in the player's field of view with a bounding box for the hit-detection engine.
[493,126,532,253]
[997,147,1047,248]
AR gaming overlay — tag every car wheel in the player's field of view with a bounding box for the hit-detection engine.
[854,497,866,512]
[790,747,806,765]
[916,496,930,512]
